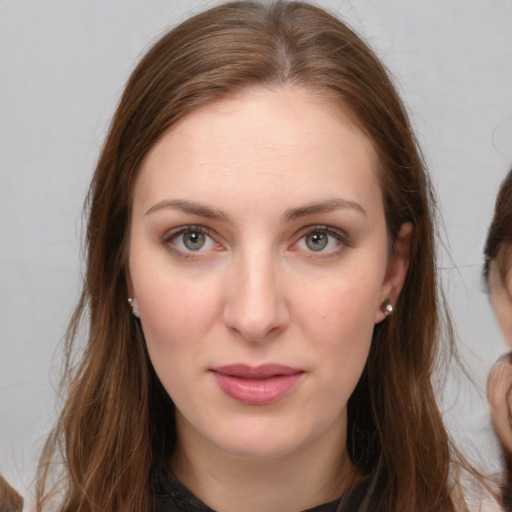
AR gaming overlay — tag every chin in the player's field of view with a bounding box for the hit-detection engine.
[205,415,323,461]
[214,434,304,460]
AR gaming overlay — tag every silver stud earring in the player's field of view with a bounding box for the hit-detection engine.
[127,297,140,318]
[381,302,393,316]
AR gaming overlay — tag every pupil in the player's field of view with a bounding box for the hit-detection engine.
[307,232,327,251]
[184,232,205,250]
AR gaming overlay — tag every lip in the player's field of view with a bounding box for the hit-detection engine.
[210,364,304,405]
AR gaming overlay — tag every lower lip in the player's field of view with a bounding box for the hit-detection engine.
[212,372,304,405]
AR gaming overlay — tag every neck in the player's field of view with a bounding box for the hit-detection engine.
[170,413,357,512]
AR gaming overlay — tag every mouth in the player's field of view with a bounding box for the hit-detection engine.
[210,364,305,405]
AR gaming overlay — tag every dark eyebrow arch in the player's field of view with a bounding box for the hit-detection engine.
[145,199,228,220]
[282,199,367,222]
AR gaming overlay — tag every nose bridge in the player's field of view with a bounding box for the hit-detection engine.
[223,244,288,341]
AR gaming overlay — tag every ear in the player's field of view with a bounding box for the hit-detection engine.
[375,222,413,323]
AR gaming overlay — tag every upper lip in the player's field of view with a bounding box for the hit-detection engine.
[211,364,303,379]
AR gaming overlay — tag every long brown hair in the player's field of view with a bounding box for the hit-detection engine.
[36,2,476,510]
[0,475,23,512]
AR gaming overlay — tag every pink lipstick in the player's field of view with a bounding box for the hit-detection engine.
[210,364,304,405]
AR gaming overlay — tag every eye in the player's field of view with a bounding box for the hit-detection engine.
[162,226,219,256]
[305,232,329,251]
[182,231,206,250]
[293,226,347,255]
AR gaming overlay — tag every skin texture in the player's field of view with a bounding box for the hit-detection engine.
[487,259,512,454]
[488,355,512,453]
[128,86,411,512]
[489,260,512,347]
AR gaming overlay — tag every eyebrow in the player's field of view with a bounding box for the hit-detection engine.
[282,199,367,222]
[145,198,366,222]
[145,199,228,220]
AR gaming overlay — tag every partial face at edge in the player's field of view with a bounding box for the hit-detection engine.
[489,258,512,347]
[127,86,411,461]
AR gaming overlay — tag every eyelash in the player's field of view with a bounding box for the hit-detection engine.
[292,225,350,258]
[160,224,350,259]
[160,225,216,259]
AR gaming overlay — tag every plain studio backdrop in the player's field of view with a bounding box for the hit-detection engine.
[1,0,511,502]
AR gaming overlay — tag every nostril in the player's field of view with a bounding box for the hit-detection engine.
[223,301,289,342]
[222,261,289,342]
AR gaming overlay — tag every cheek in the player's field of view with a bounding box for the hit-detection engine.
[138,276,221,350]
[136,276,222,406]
[291,283,376,431]
[297,275,381,377]
[128,236,222,356]
[301,261,383,329]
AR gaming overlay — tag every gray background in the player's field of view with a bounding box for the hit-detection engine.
[1,0,512,505]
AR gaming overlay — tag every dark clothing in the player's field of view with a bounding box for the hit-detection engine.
[151,463,375,512]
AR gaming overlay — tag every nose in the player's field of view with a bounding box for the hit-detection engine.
[222,252,289,342]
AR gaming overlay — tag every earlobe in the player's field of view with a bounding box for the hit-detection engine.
[127,297,140,318]
[375,222,413,323]
[125,272,140,318]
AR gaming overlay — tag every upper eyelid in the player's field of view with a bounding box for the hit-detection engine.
[161,225,212,240]
[296,224,348,240]
[161,223,346,237]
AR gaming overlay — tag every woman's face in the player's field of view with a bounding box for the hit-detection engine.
[128,86,410,461]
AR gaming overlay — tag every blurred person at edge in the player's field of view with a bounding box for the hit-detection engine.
[486,168,512,511]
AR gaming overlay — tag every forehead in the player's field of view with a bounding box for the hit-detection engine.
[134,85,382,217]
[156,85,373,160]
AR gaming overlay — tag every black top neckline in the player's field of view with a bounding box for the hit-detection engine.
[151,462,376,512]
